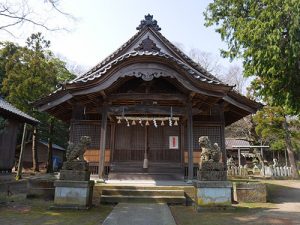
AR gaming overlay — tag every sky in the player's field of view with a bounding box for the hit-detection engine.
[0,0,240,73]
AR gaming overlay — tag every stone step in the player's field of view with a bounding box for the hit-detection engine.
[101,195,186,204]
[98,185,186,190]
[102,189,184,197]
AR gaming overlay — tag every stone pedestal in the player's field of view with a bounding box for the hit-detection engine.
[54,180,94,209]
[198,162,227,181]
[53,160,94,209]
[194,161,232,211]
[193,181,232,211]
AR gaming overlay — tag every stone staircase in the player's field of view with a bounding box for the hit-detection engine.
[100,186,186,204]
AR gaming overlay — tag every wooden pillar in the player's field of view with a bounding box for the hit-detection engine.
[98,104,108,179]
[219,103,226,164]
[32,126,39,172]
[180,123,185,167]
[16,123,27,180]
[238,148,241,167]
[187,103,194,181]
[110,123,116,163]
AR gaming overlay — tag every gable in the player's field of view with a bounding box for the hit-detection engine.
[126,30,176,57]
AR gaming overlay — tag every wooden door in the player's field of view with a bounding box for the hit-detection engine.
[113,123,145,161]
[113,123,181,162]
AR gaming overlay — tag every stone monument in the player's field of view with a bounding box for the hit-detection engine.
[53,136,94,209]
[193,136,232,211]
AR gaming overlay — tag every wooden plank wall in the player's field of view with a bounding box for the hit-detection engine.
[84,149,110,163]
[0,120,19,172]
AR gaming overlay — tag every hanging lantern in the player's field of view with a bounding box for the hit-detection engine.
[117,118,121,124]
[132,120,136,125]
[174,120,178,126]
[145,120,150,126]
[161,120,165,126]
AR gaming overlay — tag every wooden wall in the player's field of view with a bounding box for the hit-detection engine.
[84,149,110,164]
[69,117,225,166]
[0,120,19,172]
[20,143,64,168]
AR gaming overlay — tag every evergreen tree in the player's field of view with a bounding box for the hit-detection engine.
[204,0,300,114]
[0,33,75,172]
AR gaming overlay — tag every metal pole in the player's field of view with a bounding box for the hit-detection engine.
[16,123,27,180]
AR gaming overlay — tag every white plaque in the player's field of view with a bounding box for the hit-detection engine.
[169,136,179,149]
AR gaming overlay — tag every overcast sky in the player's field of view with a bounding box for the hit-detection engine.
[0,0,241,73]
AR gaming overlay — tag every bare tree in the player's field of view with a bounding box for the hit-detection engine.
[220,64,248,94]
[189,48,223,77]
[0,0,75,36]
[56,53,87,76]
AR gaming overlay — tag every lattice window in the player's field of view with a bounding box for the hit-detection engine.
[70,121,110,149]
[185,125,222,151]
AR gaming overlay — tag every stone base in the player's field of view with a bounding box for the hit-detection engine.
[54,180,94,209]
[62,161,89,171]
[197,171,227,181]
[198,162,227,181]
[234,182,266,203]
[59,170,90,181]
[27,178,55,200]
[193,181,232,211]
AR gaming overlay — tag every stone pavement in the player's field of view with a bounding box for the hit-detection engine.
[103,203,176,225]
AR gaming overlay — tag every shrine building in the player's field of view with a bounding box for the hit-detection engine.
[34,14,261,181]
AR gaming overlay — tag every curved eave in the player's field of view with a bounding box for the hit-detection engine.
[67,51,232,96]
[223,91,263,126]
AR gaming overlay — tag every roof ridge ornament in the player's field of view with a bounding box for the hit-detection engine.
[134,36,161,52]
[136,14,161,31]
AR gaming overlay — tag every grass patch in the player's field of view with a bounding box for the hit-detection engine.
[0,194,113,225]
[170,203,277,225]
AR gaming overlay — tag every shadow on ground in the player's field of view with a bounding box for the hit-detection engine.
[0,194,113,225]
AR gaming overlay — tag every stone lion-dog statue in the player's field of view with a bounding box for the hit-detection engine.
[66,136,91,162]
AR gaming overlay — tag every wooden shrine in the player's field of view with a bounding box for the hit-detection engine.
[34,14,261,181]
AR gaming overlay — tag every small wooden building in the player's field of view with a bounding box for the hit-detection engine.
[16,141,65,169]
[35,15,261,180]
[0,98,39,173]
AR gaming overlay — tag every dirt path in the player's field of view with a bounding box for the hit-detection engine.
[171,180,300,225]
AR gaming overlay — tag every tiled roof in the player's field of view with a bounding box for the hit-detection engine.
[70,51,224,85]
[71,27,224,85]
[0,98,39,125]
[225,138,250,149]
[40,141,65,151]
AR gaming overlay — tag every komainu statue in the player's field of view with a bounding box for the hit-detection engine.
[199,136,221,165]
[198,136,226,181]
[66,136,91,162]
[61,136,92,180]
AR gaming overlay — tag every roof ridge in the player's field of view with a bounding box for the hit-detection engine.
[72,25,226,85]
